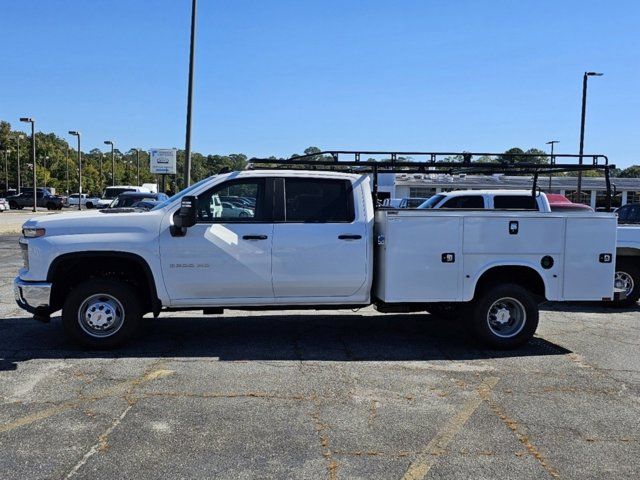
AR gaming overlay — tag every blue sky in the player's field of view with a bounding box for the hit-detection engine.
[2,0,639,167]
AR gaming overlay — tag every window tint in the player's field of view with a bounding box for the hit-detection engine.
[196,179,266,222]
[493,195,538,210]
[440,195,484,209]
[284,178,354,222]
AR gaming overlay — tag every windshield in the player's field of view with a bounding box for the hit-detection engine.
[151,176,215,211]
[418,194,445,209]
[103,187,135,199]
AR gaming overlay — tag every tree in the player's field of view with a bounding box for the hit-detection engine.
[619,166,640,178]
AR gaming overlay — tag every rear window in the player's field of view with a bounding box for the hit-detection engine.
[493,195,538,210]
[284,178,354,222]
[440,196,484,209]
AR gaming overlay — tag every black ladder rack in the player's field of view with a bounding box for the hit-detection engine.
[248,150,615,210]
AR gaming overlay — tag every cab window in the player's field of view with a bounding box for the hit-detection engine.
[196,179,267,222]
[284,178,354,222]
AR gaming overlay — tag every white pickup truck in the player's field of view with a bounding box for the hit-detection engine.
[416,189,639,306]
[14,170,619,349]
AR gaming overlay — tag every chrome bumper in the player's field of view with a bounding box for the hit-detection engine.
[14,277,52,314]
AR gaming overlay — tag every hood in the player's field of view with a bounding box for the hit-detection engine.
[22,209,165,237]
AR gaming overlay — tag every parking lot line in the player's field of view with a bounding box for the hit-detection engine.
[401,376,500,480]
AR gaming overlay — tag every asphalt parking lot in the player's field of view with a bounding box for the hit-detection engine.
[1,234,639,479]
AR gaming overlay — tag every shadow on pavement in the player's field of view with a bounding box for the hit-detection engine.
[0,313,571,371]
[542,301,640,314]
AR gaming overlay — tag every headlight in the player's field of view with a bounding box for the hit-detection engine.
[22,227,46,238]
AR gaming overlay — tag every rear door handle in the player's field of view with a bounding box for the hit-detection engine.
[242,235,268,240]
[338,234,362,240]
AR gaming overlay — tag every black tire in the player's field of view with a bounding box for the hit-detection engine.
[468,283,538,350]
[86,202,94,209]
[62,279,142,349]
[46,202,55,210]
[9,201,18,210]
[611,259,640,307]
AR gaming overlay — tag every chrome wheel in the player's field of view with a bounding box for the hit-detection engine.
[77,293,125,338]
[486,297,526,338]
[614,271,634,297]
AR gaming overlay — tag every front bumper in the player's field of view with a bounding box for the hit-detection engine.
[14,277,52,314]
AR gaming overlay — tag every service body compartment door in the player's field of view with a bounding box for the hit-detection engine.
[376,213,462,302]
[562,216,617,300]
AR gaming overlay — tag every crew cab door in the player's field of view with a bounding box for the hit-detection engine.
[271,177,368,299]
[159,178,275,304]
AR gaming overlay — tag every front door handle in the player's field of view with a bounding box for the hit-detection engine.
[338,234,362,240]
[242,235,268,240]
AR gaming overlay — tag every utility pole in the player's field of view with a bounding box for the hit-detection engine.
[104,140,115,185]
[183,0,197,188]
[577,71,603,201]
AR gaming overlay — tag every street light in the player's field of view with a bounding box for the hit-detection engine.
[546,140,559,190]
[65,146,70,195]
[104,140,115,186]
[19,118,36,212]
[577,71,603,200]
[69,131,82,211]
[184,0,198,188]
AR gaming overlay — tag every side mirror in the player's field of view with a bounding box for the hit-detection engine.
[171,196,197,236]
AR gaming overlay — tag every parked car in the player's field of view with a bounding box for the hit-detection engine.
[399,197,428,208]
[108,191,169,208]
[545,194,594,212]
[6,188,64,210]
[221,201,253,218]
[418,189,550,211]
[97,185,152,208]
[131,199,162,210]
[615,203,640,224]
[65,193,101,209]
[382,198,403,208]
[14,170,618,349]
[416,189,640,306]
[0,197,8,212]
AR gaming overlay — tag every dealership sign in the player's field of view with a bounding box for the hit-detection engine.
[149,148,177,174]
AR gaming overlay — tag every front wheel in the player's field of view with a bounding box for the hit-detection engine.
[62,279,142,349]
[611,260,640,307]
[469,284,538,350]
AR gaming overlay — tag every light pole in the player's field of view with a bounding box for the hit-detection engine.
[69,131,82,210]
[19,118,36,212]
[546,140,559,191]
[184,0,197,188]
[104,140,115,186]
[577,71,603,201]
[2,148,9,192]
[16,134,23,194]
